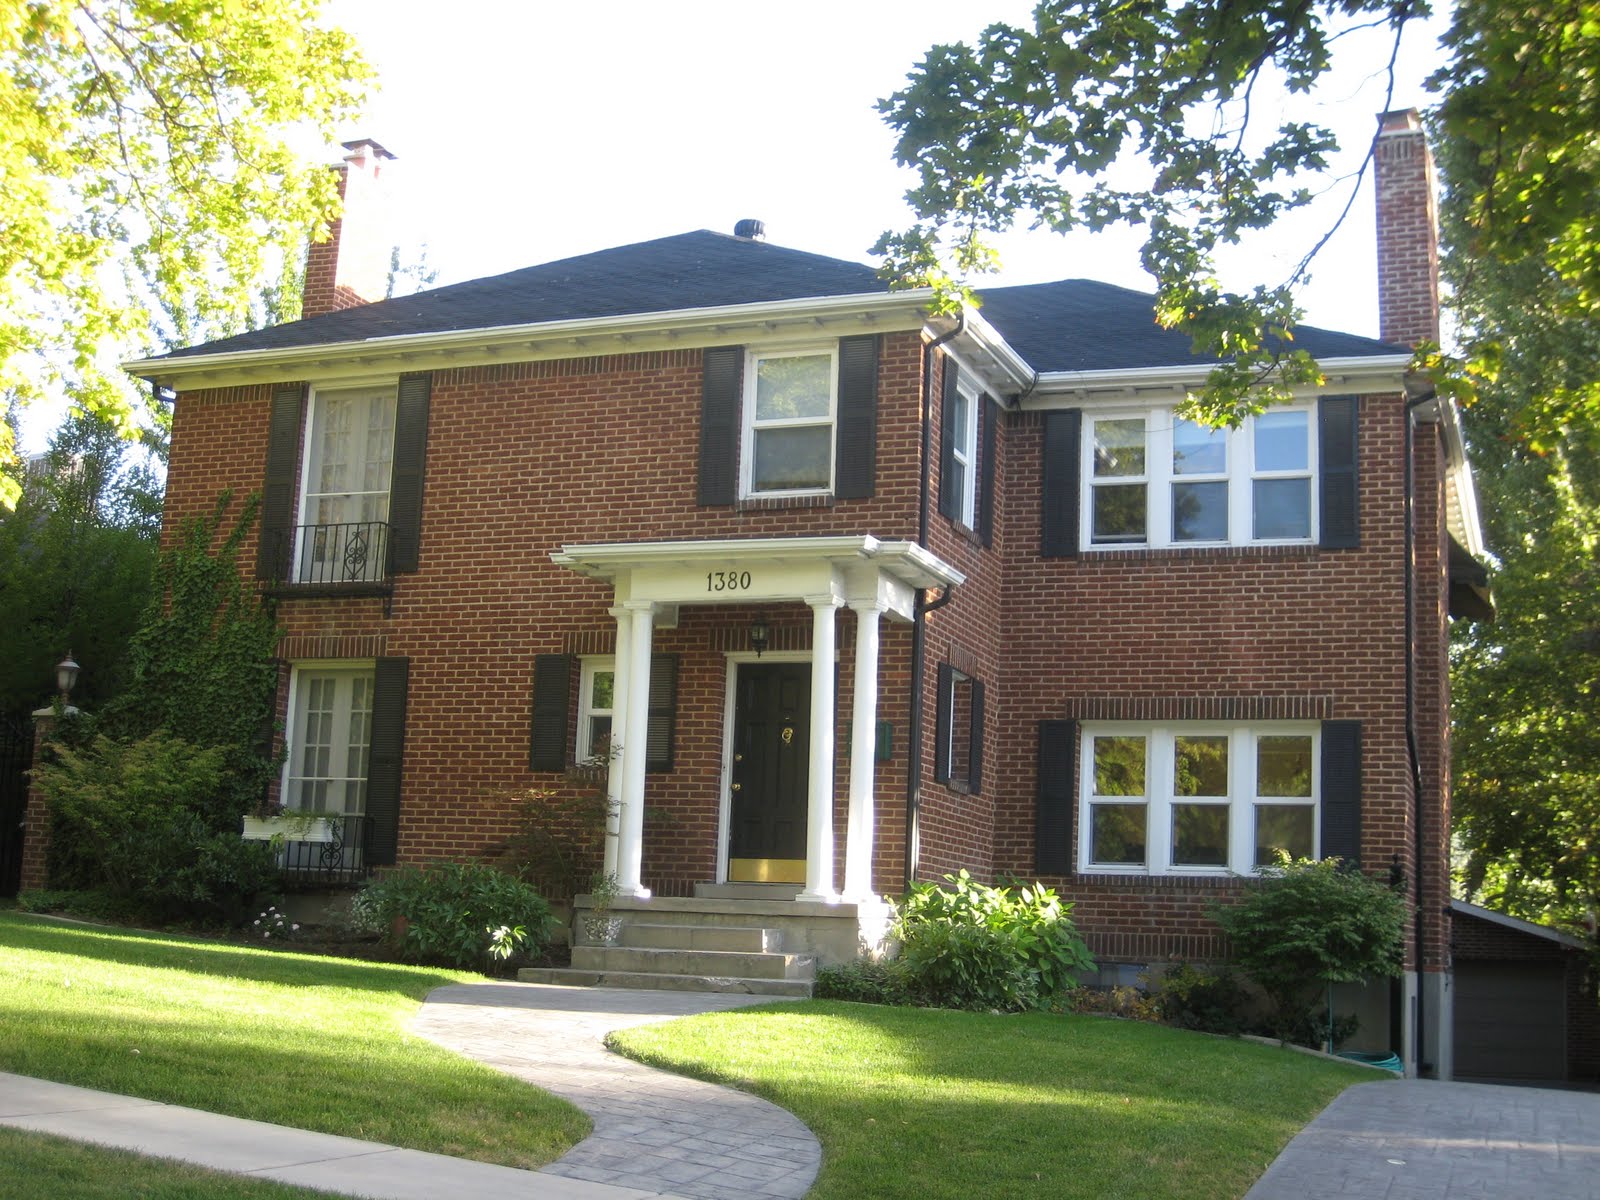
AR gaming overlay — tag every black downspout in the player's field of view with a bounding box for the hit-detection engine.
[1404,391,1434,1075]
[905,315,964,887]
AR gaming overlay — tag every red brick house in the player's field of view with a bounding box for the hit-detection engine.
[105,116,1485,1076]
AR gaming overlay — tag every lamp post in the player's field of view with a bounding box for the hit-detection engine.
[55,653,80,705]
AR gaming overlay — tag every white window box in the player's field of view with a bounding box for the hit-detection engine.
[241,814,341,843]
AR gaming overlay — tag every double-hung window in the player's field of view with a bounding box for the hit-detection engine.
[1083,405,1316,548]
[284,664,375,816]
[1080,724,1318,875]
[577,658,616,763]
[742,347,837,495]
[297,385,397,582]
[949,376,980,528]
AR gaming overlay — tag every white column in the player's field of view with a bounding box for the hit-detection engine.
[602,606,632,881]
[616,600,655,898]
[800,594,840,902]
[843,599,884,900]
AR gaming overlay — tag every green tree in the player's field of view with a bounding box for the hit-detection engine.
[0,0,371,505]
[0,409,161,716]
[1448,255,1600,930]
[877,1,1600,435]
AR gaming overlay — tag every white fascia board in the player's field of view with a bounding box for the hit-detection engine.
[1020,354,1416,407]
[124,290,937,388]
[1437,398,1487,559]
[927,309,1036,397]
[553,535,964,589]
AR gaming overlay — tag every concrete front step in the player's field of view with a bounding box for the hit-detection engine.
[693,882,803,901]
[518,966,812,997]
[619,922,783,953]
[572,944,814,980]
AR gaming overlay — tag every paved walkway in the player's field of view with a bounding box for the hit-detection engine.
[0,981,818,1200]
[411,981,819,1199]
[1246,1079,1600,1199]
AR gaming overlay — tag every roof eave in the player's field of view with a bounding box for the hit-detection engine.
[1020,353,1416,404]
[125,289,937,388]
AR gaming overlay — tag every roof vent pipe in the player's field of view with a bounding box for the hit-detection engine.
[733,219,766,241]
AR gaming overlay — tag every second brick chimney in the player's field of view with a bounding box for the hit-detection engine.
[1373,109,1440,348]
[302,139,396,320]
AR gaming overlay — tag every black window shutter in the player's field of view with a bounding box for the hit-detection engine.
[388,373,432,573]
[1320,720,1362,864]
[1036,719,1077,875]
[834,335,879,499]
[258,383,305,580]
[698,346,743,506]
[367,657,409,867]
[1041,409,1082,558]
[978,396,998,547]
[968,679,985,794]
[529,654,572,772]
[938,360,960,520]
[256,664,283,817]
[645,653,679,772]
[933,662,954,784]
[1318,395,1360,549]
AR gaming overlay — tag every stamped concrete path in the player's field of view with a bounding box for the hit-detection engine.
[1245,1079,1600,1199]
[411,981,820,1199]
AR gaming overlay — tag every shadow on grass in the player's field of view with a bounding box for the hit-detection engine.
[0,913,463,999]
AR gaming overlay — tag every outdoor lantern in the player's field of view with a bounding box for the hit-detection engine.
[749,618,770,658]
[55,652,80,701]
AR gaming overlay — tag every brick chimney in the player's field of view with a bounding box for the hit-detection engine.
[301,139,396,319]
[1373,109,1440,348]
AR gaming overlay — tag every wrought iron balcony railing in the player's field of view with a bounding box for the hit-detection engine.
[273,814,374,886]
[264,522,391,590]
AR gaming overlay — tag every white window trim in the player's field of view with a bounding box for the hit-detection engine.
[294,383,399,580]
[944,666,975,790]
[279,660,377,816]
[739,344,838,498]
[952,375,980,529]
[1080,404,1318,549]
[1077,722,1320,877]
[577,656,615,762]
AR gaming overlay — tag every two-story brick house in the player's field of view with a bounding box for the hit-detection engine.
[104,115,1484,1076]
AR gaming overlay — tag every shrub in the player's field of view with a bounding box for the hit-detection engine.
[354,862,555,971]
[813,958,921,1006]
[1210,857,1406,1042]
[493,757,614,900]
[1067,985,1160,1022]
[892,870,1095,1011]
[1147,962,1253,1036]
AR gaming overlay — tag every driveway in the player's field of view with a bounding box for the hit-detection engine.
[1246,1079,1600,1199]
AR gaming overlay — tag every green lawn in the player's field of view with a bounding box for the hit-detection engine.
[0,911,588,1169]
[0,1127,346,1200]
[610,1001,1380,1200]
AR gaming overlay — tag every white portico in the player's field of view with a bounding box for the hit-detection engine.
[551,536,964,903]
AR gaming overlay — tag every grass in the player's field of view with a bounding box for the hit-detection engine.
[0,911,588,1169]
[0,1127,347,1200]
[609,1000,1380,1200]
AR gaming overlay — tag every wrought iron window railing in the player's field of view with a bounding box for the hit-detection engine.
[265,522,391,588]
[274,814,374,885]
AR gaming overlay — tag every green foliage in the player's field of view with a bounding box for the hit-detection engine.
[15,888,136,921]
[31,730,278,923]
[494,758,615,900]
[1210,858,1405,1039]
[354,862,556,971]
[813,958,921,1006]
[879,2,1600,446]
[892,870,1095,1011]
[1148,962,1253,1036]
[0,410,161,717]
[0,0,372,501]
[101,491,281,820]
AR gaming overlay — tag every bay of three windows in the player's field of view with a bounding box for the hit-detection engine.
[1088,406,1316,547]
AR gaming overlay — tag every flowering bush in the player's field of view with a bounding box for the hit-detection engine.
[253,905,299,940]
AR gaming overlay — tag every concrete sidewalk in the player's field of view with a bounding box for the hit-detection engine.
[1246,1079,1600,1199]
[0,1072,653,1199]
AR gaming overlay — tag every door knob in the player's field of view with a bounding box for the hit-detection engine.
[731,783,741,792]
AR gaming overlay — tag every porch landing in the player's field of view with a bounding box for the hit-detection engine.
[519,888,892,997]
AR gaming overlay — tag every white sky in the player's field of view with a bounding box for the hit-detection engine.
[21,1,1451,454]
[328,0,1450,331]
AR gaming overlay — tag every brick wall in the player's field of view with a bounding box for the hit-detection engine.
[1375,110,1441,348]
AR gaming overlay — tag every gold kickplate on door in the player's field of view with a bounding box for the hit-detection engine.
[728,857,806,884]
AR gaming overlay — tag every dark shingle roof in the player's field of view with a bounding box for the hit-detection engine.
[160,230,1405,371]
[976,278,1406,373]
[163,230,887,360]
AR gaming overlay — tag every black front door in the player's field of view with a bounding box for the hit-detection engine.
[728,663,810,884]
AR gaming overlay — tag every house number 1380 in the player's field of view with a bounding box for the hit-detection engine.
[706,570,752,592]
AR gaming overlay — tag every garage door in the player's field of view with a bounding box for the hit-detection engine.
[1453,962,1567,1081]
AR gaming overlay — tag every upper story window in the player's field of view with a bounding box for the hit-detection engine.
[742,347,837,495]
[1080,723,1319,876]
[293,384,398,583]
[949,376,979,528]
[1084,405,1316,548]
